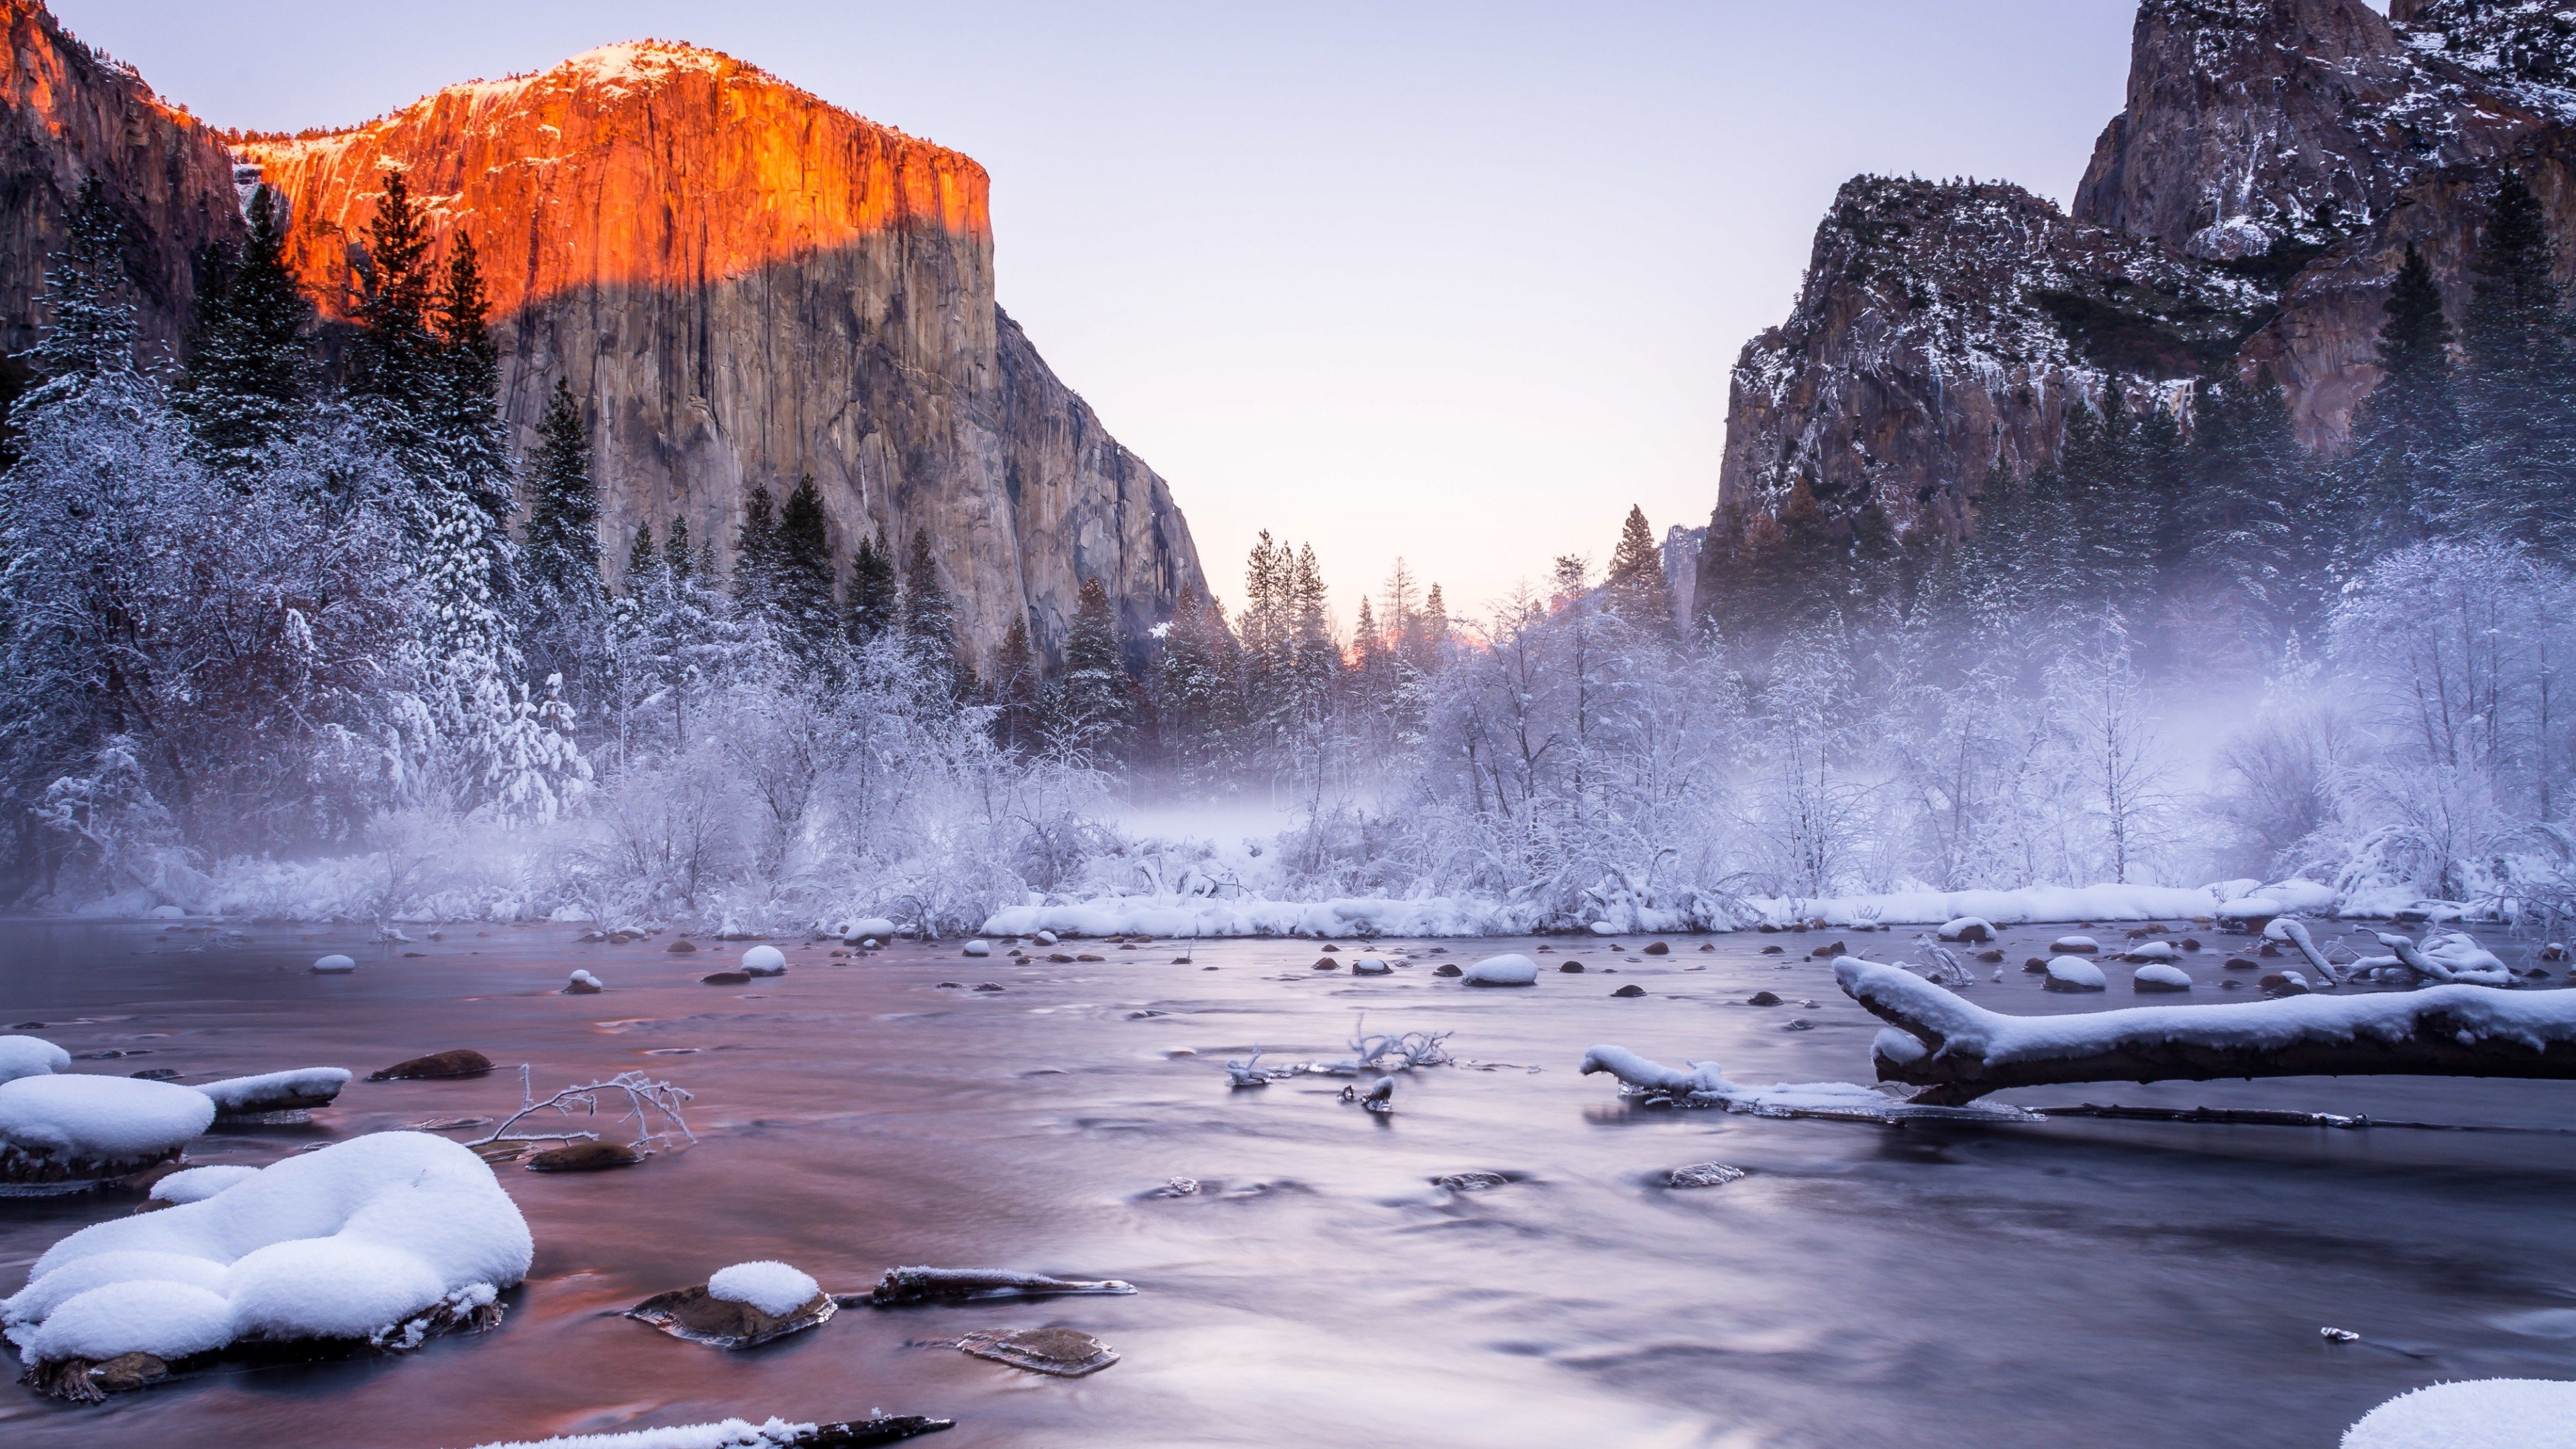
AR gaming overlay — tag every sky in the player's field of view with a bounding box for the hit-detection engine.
[56,0,2154,625]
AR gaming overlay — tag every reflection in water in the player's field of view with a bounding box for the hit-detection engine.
[2,920,2573,1448]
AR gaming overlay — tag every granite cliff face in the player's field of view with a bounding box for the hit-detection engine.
[1699,0,2576,619]
[234,42,1199,661]
[0,0,241,374]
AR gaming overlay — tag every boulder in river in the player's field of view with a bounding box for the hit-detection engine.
[564,969,604,994]
[526,1140,641,1172]
[628,1262,835,1348]
[701,971,753,985]
[1432,963,1463,977]
[1461,954,1540,987]
[1611,983,1646,998]
[197,1067,350,1121]
[1642,941,1670,955]
[1558,961,1585,973]
[2043,957,2108,992]
[311,954,357,975]
[666,938,698,954]
[741,945,787,976]
[869,1267,1136,1305]
[957,1326,1118,1377]
[366,1049,493,1081]
[1666,1162,1746,1189]
[2131,963,2194,993]
[1747,991,1784,1006]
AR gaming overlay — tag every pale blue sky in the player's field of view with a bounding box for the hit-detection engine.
[58,0,2155,622]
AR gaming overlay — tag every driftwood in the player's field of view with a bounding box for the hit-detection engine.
[865,1267,1134,1307]
[1839,958,2576,1106]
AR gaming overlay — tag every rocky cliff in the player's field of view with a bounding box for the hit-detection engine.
[232,41,1199,661]
[1699,0,2576,619]
[0,0,241,375]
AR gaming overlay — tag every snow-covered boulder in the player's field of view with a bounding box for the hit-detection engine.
[961,940,991,958]
[148,1165,258,1208]
[148,904,187,921]
[2124,941,2178,963]
[2042,957,2107,992]
[196,1068,350,1119]
[708,1261,820,1318]
[565,969,604,995]
[3,1132,532,1395]
[0,1036,70,1085]
[740,945,787,976]
[311,955,357,975]
[2050,936,2098,955]
[1350,955,1393,975]
[1937,917,1992,943]
[0,1075,215,1186]
[2342,1377,2576,1448]
[2131,964,2193,993]
[1460,954,1540,987]
[462,1417,947,1449]
[843,918,898,946]
[1033,930,1059,947]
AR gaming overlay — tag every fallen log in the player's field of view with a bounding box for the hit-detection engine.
[1837,958,2576,1106]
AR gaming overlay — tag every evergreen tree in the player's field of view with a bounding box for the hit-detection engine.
[773,475,837,658]
[2459,172,2576,553]
[900,527,964,693]
[344,171,438,420]
[521,378,604,704]
[1155,584,1243,788]
[2182,368,2310,643]
[1415,582,1448,675]
[627,521,655,581]
[174,184,313,471]
[845,527,899,645]
[733,485,782,613]
[989,614,1044,754]
[665,516,696,579]
[430,232,512,542]
[22,178,138,405]
[2343,243,2458,557]
[1051,576,1134,761]
[1603,504,1675,635]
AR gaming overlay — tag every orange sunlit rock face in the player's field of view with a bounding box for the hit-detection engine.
[236,41,991,323]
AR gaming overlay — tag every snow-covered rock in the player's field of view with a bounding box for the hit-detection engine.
[464,1417,918,1449]
[843,918,898,945]
[2043,957,2108,992]
[148,904,186,920]
[739,945,786,976]
[2343,1377,2576,1448]
[566,969,604,994]
[1937,917,1992,943]
[1461,954,1540,987]
[1350,955,1393,975]
[0,1036,70,1085]
[311,954,357,975]
[2051,936,2098,954]
[961,940,991,957]
[2131,963,2193,993]
[2125,941,2178,962]
[195,1068,350,1118]
[705,1261,820,1318]
[3,1132,531,1383]
[0,1075,215,1178]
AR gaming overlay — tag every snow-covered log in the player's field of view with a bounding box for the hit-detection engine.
[1576,1045,2037,1122]
[461,1415,956,1448]
[1837,958,2576,1105]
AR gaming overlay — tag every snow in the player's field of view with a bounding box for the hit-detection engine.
[1747,879,2355,928]
[0,1075,214,1165]
[4,1132,532,1366]
[1839,958,2576,1067]
[842,917,897,943]
[985,894,1596,940]
[2044,957,2107,991]
[466,1418,830,1449]
[2133,963,2194,991]
[2343,1378,2576,1448]
[1350,955,1393,975]
[961,939,991,957]
[2125,941,2178,962]
[2051,936,2099,953]
[1461,954,1540,987]
[312,954,356,974]
[148,904,186,920]
[0,1036,69,1085]
[1937,917,1992,941]
[1577,1045,2039,1123]
[195,1069,350,1115]
[705,1261,818,1318]
[739,945,786,975]
[149,1165,258,1206]
[568,969,603,990]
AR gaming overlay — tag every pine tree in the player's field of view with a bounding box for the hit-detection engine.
[2460,172,2576,553]
[1155,584,1243,788]
[431,233,512,541]
[845,527,899,645]
[2182,368,2310,645]
[521,378,604,706]
[1051,576,1134,761]
[773,474,837,658]
[627,521,655,581]
[989,614,1044,753]
[23,178,139,405]
[665,516,696,579]
[900,527,963,693]
[174,184,313,471]
[734,486,782,614]
[2344,243,2458,557]
[344,170,438,421]
[1415,582,1448,676]
[1604,504,1675,635]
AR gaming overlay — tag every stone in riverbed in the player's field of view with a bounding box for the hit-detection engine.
[311,954,357,974]
[366,1049,493,1081]
[627,1281,836,1348]
[1643,941,1670,955]
[700,970,753,985]
[1747,991,1784,1006]
[1611,984,1646,998]
[1666,1162,1746,1189]
[527,1140,641,1172]
[1311,958,1340,971]
[1558,961,1585,973]
[1432,963,1463,977]
[1434,1171,1508,1192]
[565,969,604,994]
[666,938,698,954]
[957,1326,1118,1377]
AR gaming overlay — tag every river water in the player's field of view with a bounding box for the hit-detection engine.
[1,919,2572,1448]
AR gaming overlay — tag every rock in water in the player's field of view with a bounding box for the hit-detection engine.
[2132,963,2194,993]
[1666,1163,1746,1190]
[1432,963,1463,977]
[2043,957,2108,993]
[311,954,357,975]
[1461,954,1540,987]
[526,1140,641,1172]
[1433,1171,1507,1192]
[564,969,604,994]
[1746,991,1784,1006]
[962,940,991,958]
[956,1326,1118,1377]
[367,1049,494,1081]
[1611,984,1647,998]
[1350,956,1393,975]
[1643,941,1670,955]
[701,971,754,986]
[741,945,787,975]
[1558,961,1586,973]
[869,1267,1136,1305]
[666,939,699,955]
[629,1265,835,1349]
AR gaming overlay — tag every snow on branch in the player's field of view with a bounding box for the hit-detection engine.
[1837,957,2576,1105]
[468,1066,696,1153]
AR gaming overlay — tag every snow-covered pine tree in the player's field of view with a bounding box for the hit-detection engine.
[1155,584,1242,790]
[845,527,899,646]
[174,184,313,472]
[1604,504,1675,636]
[2341,244,2457,559]
[343,170,438,429]
[431,232,515,555]
[1049,576,1135,763]
[521,376,606,714]
[2459,172,2576,555]
[988,614,1044,754]
[899,527,965,695]
[774,475,838,660]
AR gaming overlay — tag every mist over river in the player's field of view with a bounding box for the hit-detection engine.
[4,920,2573,1448]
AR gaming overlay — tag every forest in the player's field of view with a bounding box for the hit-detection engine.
[4,169,2575,936]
